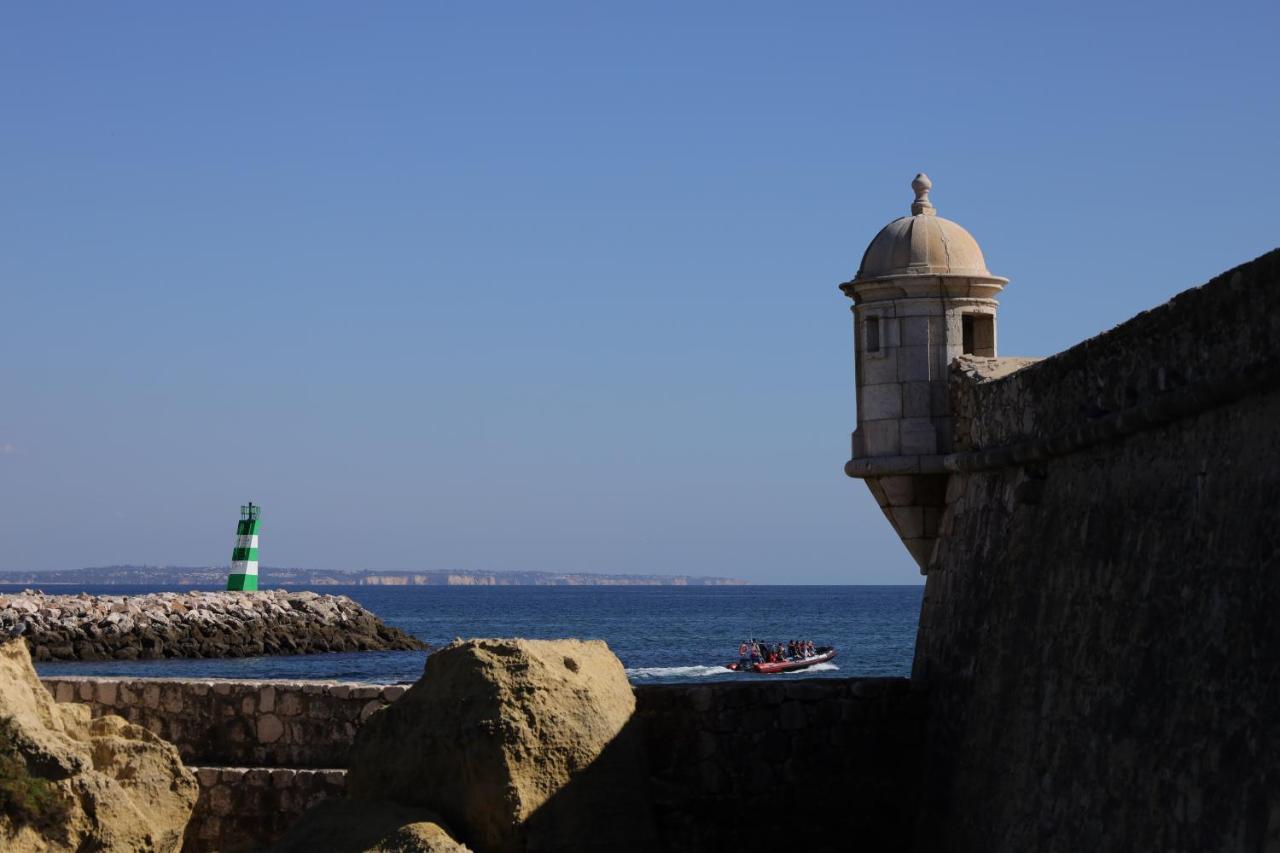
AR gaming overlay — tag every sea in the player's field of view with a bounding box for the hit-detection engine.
[3,585,923,685]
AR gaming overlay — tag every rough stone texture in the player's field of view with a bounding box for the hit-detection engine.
[183,766,348,853]
[638,677,924,853]
[0,638,198,852]
[347,639,659,853]
[41,676,405,768]
[1,589,425,662]
[915,249,1280,852]
[270,799,471,853]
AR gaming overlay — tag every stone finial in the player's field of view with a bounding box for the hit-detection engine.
[911,173,935,216]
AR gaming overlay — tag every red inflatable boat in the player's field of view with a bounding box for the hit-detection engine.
[725,646,836,674]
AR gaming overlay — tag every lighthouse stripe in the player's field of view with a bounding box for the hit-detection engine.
[228,507,261,591]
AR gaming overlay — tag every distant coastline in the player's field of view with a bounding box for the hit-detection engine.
[0,565,749,587]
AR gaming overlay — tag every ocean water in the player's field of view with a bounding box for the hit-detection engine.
[6,584,923,685]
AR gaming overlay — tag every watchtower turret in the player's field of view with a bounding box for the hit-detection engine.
[840,174,1008,570]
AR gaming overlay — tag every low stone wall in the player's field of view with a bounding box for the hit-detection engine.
[46,675,925,852]
[42,676,405,768]
[184,766,346,853]
[639,678,924,852]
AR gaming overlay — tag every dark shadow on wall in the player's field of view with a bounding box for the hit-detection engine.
[524,678,927,853]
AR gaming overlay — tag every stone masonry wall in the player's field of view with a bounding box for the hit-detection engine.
[915,250,1280,852]
[46,675,924,852]
[41,676,406,768]
[638,677,924,853]
[184,766,345,853]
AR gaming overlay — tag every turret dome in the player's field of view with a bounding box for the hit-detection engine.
[849,174,1007,286]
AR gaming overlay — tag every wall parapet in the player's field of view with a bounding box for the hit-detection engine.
[950,250,1280,454]
[41,676,405,768]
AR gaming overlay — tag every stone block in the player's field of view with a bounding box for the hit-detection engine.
[890,506,925,539]
[55,681,75,703]
[897,345,933,382]
[277,692,303,717]
[258,714,284,744]
[245,768,271,786]
[195,767,221,787]
[259,685,276,713]
[381,685,406,702]
[350,686,381,700]
[212,682,233,696]
[859,382,902,421]
[858,350,899,385]
[931,381,951,417]
[859,419,901,456]
[359,699,384,723]
[143,684,161,709]
[78,681,94,701]
[900,419,939,455]
[162,685,184,714]
[894,297,945,316]
[899,316,931,348]
[879,475,915,506]
[209,784,233,814]
[98,681,118,706]
[329,684,350,699]
[903,381,932,417]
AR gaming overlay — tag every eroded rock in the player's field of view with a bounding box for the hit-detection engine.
[0,637,198,851]
[347,638,656,853]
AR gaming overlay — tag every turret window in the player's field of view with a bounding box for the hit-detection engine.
[865,316,881,353]
[961,314,995,357]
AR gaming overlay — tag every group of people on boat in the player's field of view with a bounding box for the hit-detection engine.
[738,639,818,666]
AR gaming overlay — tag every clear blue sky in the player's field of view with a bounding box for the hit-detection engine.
[1,2,1275,583]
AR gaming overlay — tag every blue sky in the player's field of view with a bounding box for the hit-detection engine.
[1,2,1276,583]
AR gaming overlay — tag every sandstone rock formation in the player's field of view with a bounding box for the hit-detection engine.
[347,638,656,853]
[272,800,472,853]
[0,637,198,851]
[0,589,426,661]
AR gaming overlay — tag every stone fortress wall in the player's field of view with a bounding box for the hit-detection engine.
[909,249,1280,852]
[43,675,923,853]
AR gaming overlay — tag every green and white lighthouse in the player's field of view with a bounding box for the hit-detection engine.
[227,502,261,591]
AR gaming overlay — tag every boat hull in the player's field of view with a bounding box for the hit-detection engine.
[724,648,836,674]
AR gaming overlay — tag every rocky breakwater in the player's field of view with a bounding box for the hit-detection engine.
[1,590,426,662]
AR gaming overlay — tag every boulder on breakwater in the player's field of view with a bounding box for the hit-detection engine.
[0,589,426,662]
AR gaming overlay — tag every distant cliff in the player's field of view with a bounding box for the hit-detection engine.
[0,566,748,587]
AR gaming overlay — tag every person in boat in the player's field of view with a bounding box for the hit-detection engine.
[750,642,762,664]
[806,640,815,658]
